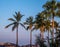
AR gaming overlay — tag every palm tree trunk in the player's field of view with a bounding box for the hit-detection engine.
[51,2,55,46]
[16,26,18,47]
[30,31,32,47]
[56,28,58,47]
[40,31,44,47]
[52,12,54,47]
[41,32,44,40]
[47,30,50,47]
[40,26,44,40]
[40,27,44,47]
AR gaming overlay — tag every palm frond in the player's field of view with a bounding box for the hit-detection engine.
[15,12,18,15]
[17,12,21,21]
[43,1,51,10]
[13,15,17,21]
[56,10,60,17]
[5,23,14,28]
[8,18,15,21]
[15,12,23,22]
[24,16,34,31]
[20,23,26,30]
[31,27,36,32]
[24,22,29,25]
[26,26,29,30]
[57,2,60,9]
[12,24,17,31]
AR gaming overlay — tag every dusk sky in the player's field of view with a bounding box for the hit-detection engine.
[0,0,60,46]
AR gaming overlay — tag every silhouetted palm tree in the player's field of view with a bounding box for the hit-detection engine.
[5,11,25,47]
[41,10,51,47]
[24,16,34,47]
[34,12,46,40]
[43,0,60,47]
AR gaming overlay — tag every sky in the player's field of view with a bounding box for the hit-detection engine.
[0,0,60,46]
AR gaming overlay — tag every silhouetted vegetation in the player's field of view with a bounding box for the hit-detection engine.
[5,12,25,47]
[35,35,47,47]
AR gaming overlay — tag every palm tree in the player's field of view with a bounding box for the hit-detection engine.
[24,16,34,47]
[45,21,59,47]
[5,11,25,47]
[42,10,52,47]
[34,12,46,40]
[43,0,60,47]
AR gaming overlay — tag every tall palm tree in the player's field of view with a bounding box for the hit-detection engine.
[43,0,60,47]
[42,10,52,47]
[34,12,46,40]
[5,11,25,47]
[45,21,59,47]
[24,16,34,47]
